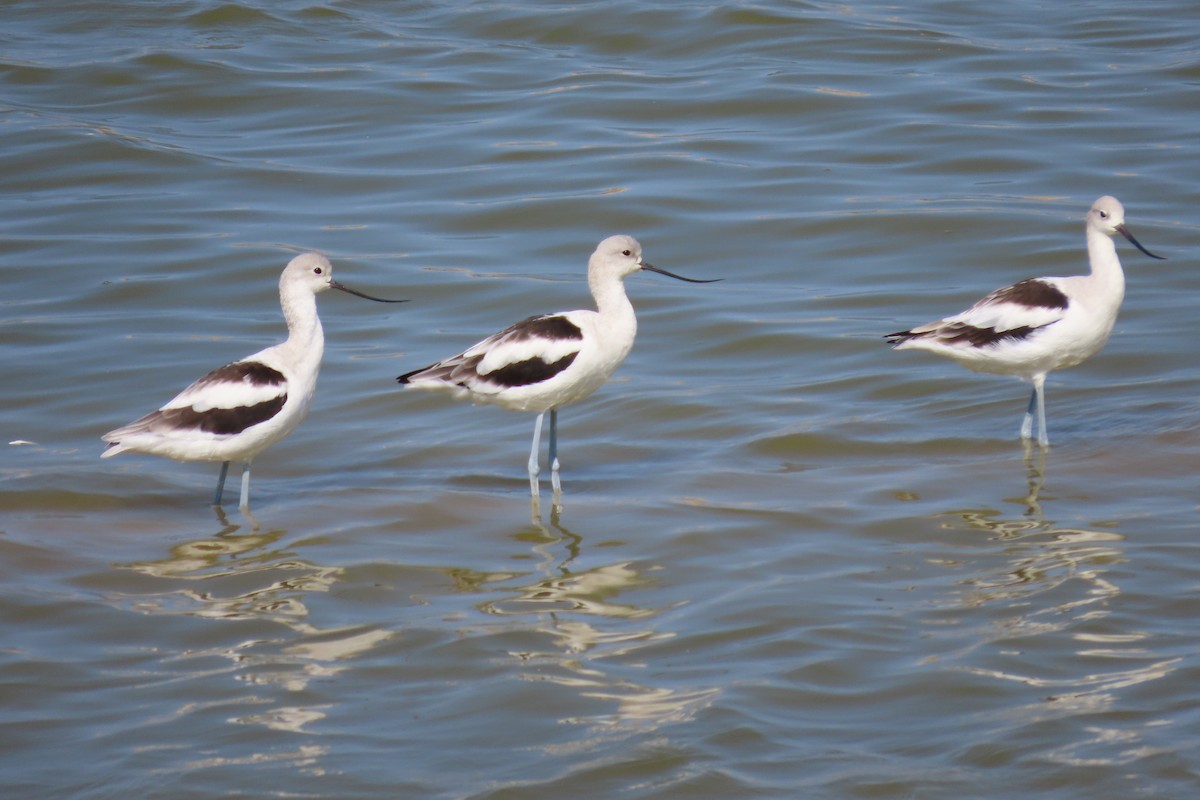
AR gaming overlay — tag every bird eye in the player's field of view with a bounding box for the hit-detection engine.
[1098,211,1108,220]
[313,267,323,275]
[622,249,632,257]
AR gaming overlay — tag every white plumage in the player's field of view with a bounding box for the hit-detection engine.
[103,252,405,508]
[398,234,718,496]
[886,195,1164,446]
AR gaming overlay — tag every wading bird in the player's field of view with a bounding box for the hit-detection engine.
[886,196,1164,446]
[103,253,406,508]
[398,235,718,496]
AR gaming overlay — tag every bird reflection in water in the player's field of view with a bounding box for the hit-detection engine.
[939,447,1123,609]
[120,513,395,722]
[479,509,718,731]
[929,465,1179,765]
[1019,440,1047,518]
[127,509,288,581]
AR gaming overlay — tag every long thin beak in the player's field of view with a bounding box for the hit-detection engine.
[330,280,410,302]
[1116,225,1166,260]
[641,262,722,283]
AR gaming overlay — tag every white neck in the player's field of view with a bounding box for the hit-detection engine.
[588,268,639,366]
[1085,226,1126,304]
[278,283,325,372]
[590,268,634,316]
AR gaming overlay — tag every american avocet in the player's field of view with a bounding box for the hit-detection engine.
[102,252,406,508]
[397,235,718,496]
[885,195,1164,447]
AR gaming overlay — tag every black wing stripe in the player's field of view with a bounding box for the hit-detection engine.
[505,314,584,342]
[198,361,287,388]
[483,352,578,388]
[159,395,288,436]
[990,279,1069,310]
[939,322,1040,347]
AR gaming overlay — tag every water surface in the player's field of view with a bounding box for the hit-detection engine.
[3,1,1199,797]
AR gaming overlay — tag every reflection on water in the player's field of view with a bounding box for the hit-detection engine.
[181,745,327,773]
[926,453,1182,768]
[488,507,651,626]
[126,524,345,629]
[1018,442,1047,518]
[111,502,719,754]
[480,509,719,733]
[936,456,1125,615]
[117,516,395,739]
[126,512,282,580]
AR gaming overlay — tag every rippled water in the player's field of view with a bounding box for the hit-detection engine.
[3,1,1199,797]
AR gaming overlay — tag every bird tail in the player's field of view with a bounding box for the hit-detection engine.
[398,355,474,386]
[884,329,919,347]
[397,364,436,384]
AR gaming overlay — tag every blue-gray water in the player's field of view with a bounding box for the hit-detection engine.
[3,1,1199,797]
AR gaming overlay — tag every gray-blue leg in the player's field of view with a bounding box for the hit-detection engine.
[528,412,545,497]
[1020,387,1037,441]
[238,460,252,509]
[549,408,561,494]
[1033,375,1049,447]
[1020,376,1049,447]
[212,460,230,505]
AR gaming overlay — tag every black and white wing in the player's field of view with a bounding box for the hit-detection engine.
[400,313,586,396]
